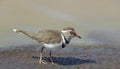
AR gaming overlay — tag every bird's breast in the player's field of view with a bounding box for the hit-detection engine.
[43,41,64,50]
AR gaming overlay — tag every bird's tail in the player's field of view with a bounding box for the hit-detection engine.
[13,29,37,40]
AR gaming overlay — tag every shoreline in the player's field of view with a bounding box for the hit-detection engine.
[0,44,120,69]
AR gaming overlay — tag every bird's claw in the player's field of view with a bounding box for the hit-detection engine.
[39,60,47,64]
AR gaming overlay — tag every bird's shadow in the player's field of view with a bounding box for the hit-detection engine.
[32,56,96,65]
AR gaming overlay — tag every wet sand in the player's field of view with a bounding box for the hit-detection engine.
[0,44,120,69]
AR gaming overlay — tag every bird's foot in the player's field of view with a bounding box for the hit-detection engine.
[39,60,47,64]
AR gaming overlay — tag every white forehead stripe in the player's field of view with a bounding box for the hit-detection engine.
[61,30,72,33]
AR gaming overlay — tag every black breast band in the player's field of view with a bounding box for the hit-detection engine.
[62,43,65,48]
[63,36,69,44]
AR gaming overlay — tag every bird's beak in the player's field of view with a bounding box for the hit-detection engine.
[75,33,81,39]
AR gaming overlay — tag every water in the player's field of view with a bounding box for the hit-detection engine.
[0,0,120,47]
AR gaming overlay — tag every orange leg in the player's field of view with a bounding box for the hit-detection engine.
[39,47,47,64]
[49,51,56,65]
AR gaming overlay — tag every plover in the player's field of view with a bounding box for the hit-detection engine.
[13,27,81,64]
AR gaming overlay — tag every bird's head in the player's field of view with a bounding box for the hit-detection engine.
[61,27,81,42]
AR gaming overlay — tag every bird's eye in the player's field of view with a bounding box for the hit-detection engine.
[70,31,73,34]
[70,31,75,35]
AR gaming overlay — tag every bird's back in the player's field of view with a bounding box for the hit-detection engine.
[34,30,62,44]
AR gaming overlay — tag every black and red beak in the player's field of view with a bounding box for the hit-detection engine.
[70,31,81,39]
[75,33,81,39]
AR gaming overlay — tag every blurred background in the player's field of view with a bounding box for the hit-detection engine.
[0,0,120,47]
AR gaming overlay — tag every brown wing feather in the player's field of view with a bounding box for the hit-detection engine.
[34,30,62,44]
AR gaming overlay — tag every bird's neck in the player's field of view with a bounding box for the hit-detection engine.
[61,31,71,44]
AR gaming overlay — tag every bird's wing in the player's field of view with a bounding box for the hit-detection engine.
[34,30,62,44]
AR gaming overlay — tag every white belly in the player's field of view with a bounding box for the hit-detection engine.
[43,42,63,50]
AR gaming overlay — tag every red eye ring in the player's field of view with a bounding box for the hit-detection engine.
[70,31,76,35]
[70,31,73,34]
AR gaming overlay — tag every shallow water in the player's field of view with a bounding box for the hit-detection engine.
[0,0,120,47]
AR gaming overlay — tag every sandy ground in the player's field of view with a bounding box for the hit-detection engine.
[0,44,120,69]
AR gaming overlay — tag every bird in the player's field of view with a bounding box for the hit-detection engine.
[13,27,81,65]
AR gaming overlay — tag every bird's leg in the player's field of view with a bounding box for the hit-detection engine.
[39,47,46,64]
[49,51,56,65]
